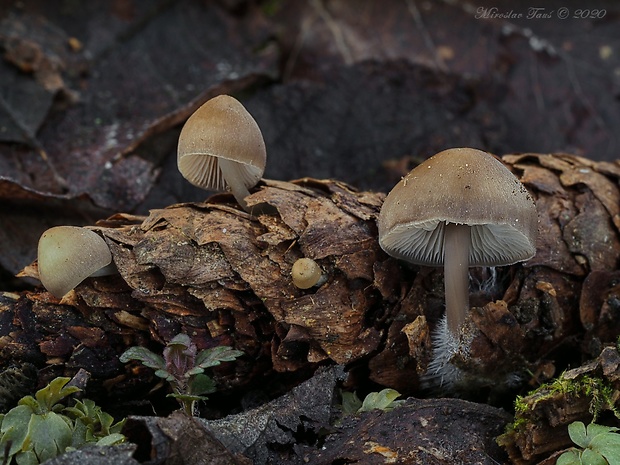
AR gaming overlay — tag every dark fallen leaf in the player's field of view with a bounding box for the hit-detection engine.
[43,444,139,465]
[0,0,278,280]
[200,366,344,464]
[125,410,252,465]
[0,11,73,145]
[246,60,496,193]
[0,1,277,207]
[273,0,620,161]
[0,362,38,413]
[305,396,511,465]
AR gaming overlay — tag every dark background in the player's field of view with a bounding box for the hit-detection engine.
[1,0,619,286]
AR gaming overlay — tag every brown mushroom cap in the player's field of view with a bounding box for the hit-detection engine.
[291,258,325,289]
[378,147,537,267]
[177,94,266,195]
[37,226,112,298]
[379,148,537,337]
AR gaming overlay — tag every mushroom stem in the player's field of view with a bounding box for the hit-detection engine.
[444,222,471,336]
[218,158,251,211]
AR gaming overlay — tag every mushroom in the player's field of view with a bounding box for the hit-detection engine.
[291,258,327,289]
[378,147,537,337]
[177,94,267,211]
[37,226,115,298]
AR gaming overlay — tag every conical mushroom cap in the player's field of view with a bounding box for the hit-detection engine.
[177,94,266,192]
[38,226,112,298]
[378,148,538,267]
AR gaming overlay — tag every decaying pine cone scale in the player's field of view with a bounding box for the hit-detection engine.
[6,154,620,409]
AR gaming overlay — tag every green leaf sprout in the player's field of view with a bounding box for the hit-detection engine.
[0,377,125,465]
[557,421,620,465]
[341,388,404,414]
[120,333,243,415]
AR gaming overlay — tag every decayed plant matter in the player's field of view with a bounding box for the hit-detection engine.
[4,153,620,463]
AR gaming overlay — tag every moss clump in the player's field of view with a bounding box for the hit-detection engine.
[512,373,620,424]
[498,346,620,463]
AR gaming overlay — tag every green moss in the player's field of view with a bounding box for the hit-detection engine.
[514,394,529,416]
[503,369,620,441]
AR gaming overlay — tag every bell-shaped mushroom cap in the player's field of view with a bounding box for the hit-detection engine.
[37,226,112,298]
[177,94,266,192]
[378,148,537,267]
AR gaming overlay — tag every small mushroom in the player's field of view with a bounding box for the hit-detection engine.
[177,94,267,211]
[291,258,327,289]
[378,148,537,337]
[37,226,114,298]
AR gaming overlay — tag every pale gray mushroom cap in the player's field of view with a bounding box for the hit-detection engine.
[378,148,538,267]
[38,226,112,298]
[177,94,266,192]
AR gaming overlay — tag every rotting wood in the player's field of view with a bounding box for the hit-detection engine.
[498,345,620,465]
[3,153,620,424]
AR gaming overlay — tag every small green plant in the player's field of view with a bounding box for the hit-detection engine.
[120,333,243,415]
[557,421,620,465]
[0,377,125,465]
[341,388,404,414]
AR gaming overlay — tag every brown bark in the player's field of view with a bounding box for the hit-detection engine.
[4,153,620,415]
[9,178,399,398]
